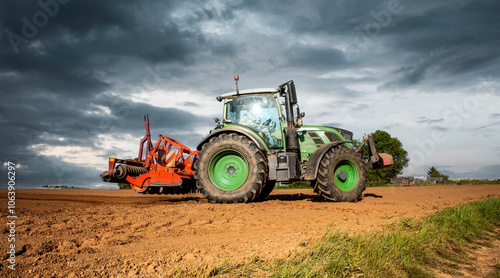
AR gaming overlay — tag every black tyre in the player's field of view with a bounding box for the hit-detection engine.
[255,180,276,201]
[315,147,367,202]
[194,133,267,203]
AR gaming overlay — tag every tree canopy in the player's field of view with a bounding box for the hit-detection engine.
[354,130,409,187]
[427,166,449,179]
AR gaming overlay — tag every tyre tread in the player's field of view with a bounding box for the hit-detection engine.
[194,133,267,203]
[315,147,367,202]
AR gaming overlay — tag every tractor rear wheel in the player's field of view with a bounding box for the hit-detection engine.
[194,133,267,203]
[315,147,367,202]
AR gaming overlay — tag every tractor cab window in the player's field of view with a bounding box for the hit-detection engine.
[226,94,282,148]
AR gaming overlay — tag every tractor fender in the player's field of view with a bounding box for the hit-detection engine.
[304,141,352,180]
[197,127,269,152]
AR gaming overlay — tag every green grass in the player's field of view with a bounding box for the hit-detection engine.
[492,263,500,278]
[454,179,500,185]
[274,181,312,189]
[373,179,500,187]
[376,181,458,187]
[274,179,500,189]
[171,197,500,277]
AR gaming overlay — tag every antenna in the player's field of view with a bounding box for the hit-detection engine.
[234,74,239,95]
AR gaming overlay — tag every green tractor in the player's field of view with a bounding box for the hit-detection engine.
[193,76,393,203]
[101,76,393,202]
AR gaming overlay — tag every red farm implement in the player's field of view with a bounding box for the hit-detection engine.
[100,115,198,194]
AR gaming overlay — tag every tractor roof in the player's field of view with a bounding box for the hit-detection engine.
[221,88,277,99]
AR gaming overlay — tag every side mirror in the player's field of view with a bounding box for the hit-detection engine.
[295,105,305,120]
[295,112,305,127]
[289,82,297,105]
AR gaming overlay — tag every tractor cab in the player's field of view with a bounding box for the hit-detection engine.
[221,91,284,149]
[215,76,304,153]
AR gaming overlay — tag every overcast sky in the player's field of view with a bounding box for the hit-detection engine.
[1,0,499,189]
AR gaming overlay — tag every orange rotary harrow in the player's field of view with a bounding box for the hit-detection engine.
[100,115,198,194]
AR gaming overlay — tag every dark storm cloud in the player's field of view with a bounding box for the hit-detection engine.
[178,101,200,107]
[0,1,201,92]
[1,1,195,63]
[241,0,383,33]
[16,155,102,189]
[386,1,500,54]
[244,0,500,91]
[448,164,500,180]
[286,45,349,70]
[377,0,500,89]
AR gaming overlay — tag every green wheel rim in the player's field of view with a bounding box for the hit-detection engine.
[209,150,248,191]
[334,159,359,191]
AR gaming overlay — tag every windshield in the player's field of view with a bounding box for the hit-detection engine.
[225,94,283,148]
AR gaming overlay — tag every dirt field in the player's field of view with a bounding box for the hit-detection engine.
[1,184,499,277]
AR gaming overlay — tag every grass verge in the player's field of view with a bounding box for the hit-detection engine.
[274,181,312,189]
[172,197,500,277]
[492,263,500,278]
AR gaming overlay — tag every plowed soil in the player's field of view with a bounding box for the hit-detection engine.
[1,185,499,277]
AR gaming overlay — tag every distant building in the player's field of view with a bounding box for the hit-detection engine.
[426,176,448,184]
[390,176,447,186]
[390,176,414,186]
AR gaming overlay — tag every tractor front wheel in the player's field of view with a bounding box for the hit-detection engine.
[315,147,367,202]
[194,133,267,203]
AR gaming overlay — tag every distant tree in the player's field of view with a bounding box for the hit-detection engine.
[427,166,449,179]
[354,130,409,187]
